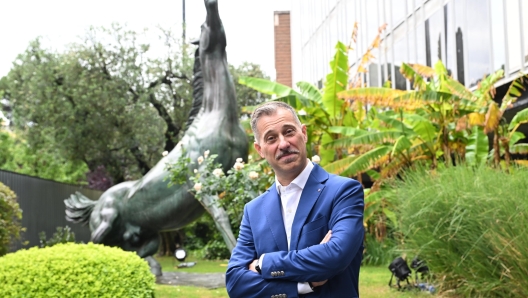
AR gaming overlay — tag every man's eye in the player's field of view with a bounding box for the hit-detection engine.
[286,129,294,135]
[266,136,276,142]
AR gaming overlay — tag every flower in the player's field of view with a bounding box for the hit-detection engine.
[234,162,244,171]
[249,171,259,180]
[236,157,243,163]
[213,168,224,178]
[194,169,198,174]
[162,151,169,157]
[204,150,210,158]
[298,109,307,116]
[197,156,204,165]
[311,155,321,164]
[193,183,202,192]
[248,155,253,160]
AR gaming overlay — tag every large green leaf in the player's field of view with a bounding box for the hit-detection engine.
[323,154,357,175]
[297,81,323,104]
[239,76,301,97]
[328,126,361,136]
[510,143,528,155]
[338,146,392,177]
[391,135,412,157]
[404,114,438,143]
[465,126,489,166]
[319,132,335,166]
[509,131,525,147]
[324,130,403,149]
[376,113,415,135]
[322,42,348,120]
[508,108,528,131]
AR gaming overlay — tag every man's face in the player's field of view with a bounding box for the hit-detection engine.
[254,108,308,184]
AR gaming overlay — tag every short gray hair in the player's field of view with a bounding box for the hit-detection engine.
[250,101,302,143]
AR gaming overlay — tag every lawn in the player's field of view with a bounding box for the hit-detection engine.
[154,256,433,297]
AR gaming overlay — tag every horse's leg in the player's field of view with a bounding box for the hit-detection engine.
[200,194,236,252]
[138,234,162,276]
[91,197,119,243]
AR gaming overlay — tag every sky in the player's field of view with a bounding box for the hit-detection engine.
[0,0,291,79]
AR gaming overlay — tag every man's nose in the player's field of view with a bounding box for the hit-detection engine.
[278,135,290,149]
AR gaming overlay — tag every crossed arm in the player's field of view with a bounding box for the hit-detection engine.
[225,179,364,297]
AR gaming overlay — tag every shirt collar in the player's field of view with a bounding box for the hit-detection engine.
[275,159,314,194]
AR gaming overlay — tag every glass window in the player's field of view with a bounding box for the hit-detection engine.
[416,21,426,65]
[523,1,528,64]
[425,9,443,67]
[454,0,465,85]
[391,0,406,29]
[467,0,491,87]
[408,29,416,63]
[490,0,506,72]
[369,63,381,87]
[366,0,379,44]
[394,37,408,90]
[505,0,522,71]
[407,0,415,14]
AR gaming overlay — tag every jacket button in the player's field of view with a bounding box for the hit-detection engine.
[280,271,285,276]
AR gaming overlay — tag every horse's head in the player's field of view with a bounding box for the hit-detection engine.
[200,0,226,52]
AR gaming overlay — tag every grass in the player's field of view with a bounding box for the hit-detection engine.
[154,255,432,297]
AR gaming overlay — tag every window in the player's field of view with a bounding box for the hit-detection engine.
[505,0,522,71]
[425,9,443,67]
[490,0,506,72]
[394,37,408,90]
[467,0,491,87]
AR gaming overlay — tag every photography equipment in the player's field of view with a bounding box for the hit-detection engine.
[174,247,196,268]
[388,257,412,289]
[411,256,430,283]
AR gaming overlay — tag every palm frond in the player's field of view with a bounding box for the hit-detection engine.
[509,144,528,155]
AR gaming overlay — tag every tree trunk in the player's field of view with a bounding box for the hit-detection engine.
[493,129,500,167]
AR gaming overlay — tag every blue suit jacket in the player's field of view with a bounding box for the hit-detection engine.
[226,164,364,298]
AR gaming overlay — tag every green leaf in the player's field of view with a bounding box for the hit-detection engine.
[404,114,438,143]
[340,146,392,177]
[509,131,525,147]
[239,76,303,98]
[510,143,528,155]
[319,132,335,166]
[391,135,412,157]
[322,42,348,119]
[508,107,528,131]
[465,126,489,166]
[296,81,323,103]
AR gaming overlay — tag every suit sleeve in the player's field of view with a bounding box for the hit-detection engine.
[225,205,299,297]
[260,179,364,283]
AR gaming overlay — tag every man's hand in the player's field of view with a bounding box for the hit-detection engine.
[320,230,332,244]
[248,259,259,273]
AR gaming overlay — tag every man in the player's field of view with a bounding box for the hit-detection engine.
[226,101,364,297]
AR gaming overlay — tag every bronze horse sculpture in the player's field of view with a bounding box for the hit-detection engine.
[65,0,248,275]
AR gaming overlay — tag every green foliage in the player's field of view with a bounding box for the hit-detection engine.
[0,130,88,184]
[0,182,23,256]
[361,233,399,267]
[393,165,528,297]
[38,226,76,248]
[0,243,155,297]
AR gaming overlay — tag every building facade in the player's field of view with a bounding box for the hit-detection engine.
[274,11,294,87]
[289,0,528,94]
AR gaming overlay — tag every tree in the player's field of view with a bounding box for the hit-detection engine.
[1,25,194,184]
[229,62,270,111]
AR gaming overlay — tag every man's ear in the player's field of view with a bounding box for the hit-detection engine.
[254,142,264,158]
[301,124,308,143]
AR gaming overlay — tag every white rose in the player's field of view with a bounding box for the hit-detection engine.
[194,169,198,174]
[162,151,169,157]
[197,156,204,165]
[193,183,202,192]
[311,155,321,164]
[236,157,243,163]
[204,150,210,158]
[213,168,224,178]
[249,171,259,180]
[248,155,253,160]
[234,162,244,171]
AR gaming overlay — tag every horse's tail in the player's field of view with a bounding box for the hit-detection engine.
[64,192,96,226]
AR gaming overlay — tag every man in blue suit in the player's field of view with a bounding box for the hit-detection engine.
[226,101,364,297]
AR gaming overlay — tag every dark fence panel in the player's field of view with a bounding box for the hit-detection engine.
[0,170,102,251]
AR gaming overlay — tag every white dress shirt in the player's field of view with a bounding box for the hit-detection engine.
[259,160,314,294]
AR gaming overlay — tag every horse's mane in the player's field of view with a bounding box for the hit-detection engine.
[184,45,203,132]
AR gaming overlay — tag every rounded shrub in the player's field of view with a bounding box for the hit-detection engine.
[0,182,23,256]
[0,243,155,298]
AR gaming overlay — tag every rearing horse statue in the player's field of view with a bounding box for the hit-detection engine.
[65,0,248,275]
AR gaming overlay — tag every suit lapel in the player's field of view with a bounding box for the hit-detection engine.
[289,165,329,250]
[263,183,289,251]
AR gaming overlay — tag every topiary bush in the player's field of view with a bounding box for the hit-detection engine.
[392,164,528,297]
[0,243,155,297]
[0,182,23,256]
